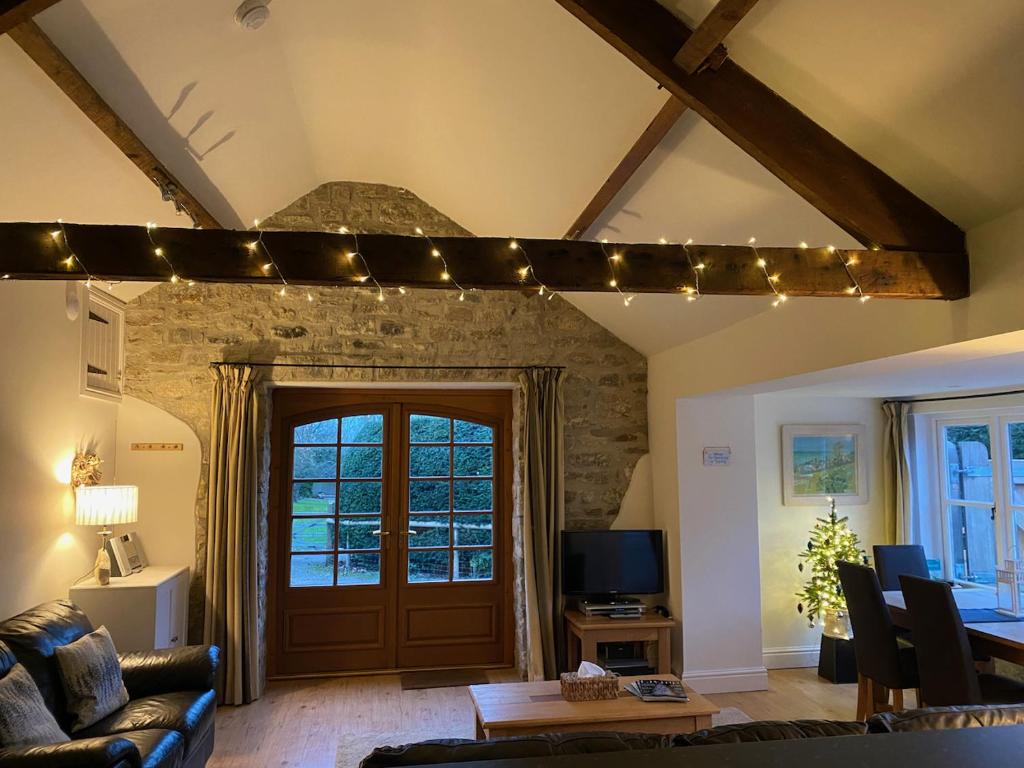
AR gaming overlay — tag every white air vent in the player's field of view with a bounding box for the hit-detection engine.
[81,287,125,401]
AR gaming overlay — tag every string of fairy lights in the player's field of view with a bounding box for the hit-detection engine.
[26,220,875,309]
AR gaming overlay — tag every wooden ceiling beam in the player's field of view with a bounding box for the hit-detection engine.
[673,0,760,74]
[0,222,969,299]
[565,96,687,239]
[7,20,222,229]
[554,0,965,254]
[0,0,59,35]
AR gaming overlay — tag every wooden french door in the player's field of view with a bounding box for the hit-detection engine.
[268,388,513,676]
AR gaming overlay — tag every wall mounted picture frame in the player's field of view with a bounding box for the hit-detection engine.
[782,424,868,506]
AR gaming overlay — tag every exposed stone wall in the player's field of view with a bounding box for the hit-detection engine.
[122,182,648,675]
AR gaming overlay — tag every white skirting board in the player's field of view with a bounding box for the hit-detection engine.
[682,665,769,694]
[762,645,820,669]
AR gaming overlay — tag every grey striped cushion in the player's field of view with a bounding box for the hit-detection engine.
[54,626,129,732]
[0,663,69,748]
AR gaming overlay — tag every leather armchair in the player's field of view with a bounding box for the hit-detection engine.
[0,735,140,768]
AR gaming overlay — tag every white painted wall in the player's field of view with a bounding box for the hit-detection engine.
[755,395,886,670]
[0,282,120,619]
[611,453,654,530]
[674,396,767,693]
[113,396,199,570]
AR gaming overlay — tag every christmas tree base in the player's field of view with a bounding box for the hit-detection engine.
[817,634,858,684]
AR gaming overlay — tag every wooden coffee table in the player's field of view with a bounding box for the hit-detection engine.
[468,675,718,739]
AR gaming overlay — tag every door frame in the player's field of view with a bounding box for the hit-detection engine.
[267,387,515,678]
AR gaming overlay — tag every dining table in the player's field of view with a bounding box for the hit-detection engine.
[883,587,1024,665]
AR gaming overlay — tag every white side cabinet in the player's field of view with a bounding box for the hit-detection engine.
[70,565,190,652]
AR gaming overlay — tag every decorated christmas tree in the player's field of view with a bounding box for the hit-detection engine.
[796,497,864,628]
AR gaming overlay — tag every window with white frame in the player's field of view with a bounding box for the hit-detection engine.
[928,412,1024,586]
[81,287,125,401]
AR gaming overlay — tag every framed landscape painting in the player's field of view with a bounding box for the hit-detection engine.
[782,424,868,506]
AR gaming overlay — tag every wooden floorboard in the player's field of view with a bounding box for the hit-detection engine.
[209,668,907,767]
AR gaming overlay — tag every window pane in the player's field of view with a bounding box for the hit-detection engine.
[408,515,450,547]
[455,550,493,581]
[290,555,334,587]
[455,420,493,443]
[454,446,492,477]
[410,480,450,512]
[1015,510,1024,561]
[342,414,383,444]
[410,446,449,478]
[338,553,380,585]
[944,425,993,503]
[410,414,450,443]
[454,514,492,546]
[948,504,997,585]
[339,482,381,514]
[1008,423,1024,505]
[338,517,380,551]
[293,447,337,479]
[292,482,335,516]
[291,518,335,552]
[409,551,449,583]
[454,479,492,511]
[341,447,382,478]
[294,419,338,444]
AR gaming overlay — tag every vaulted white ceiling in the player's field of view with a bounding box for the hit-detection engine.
[2,0,1022,355]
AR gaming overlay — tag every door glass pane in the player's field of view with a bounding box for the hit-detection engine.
[408,515,450,547]
[455,550,493,581]
[1008,423,1024,505]
[410,480,450,512]
[454,479,492,511]
[290,554,334,587]
[410,415,450,443]
[454,420,493,443]
[293,447,337,479]
[292,482,335,515]
[454,514,492,546]
[291,518,334,552]
[338,553,380,585]
[342,414,383,444]
[410,446,450,478]
[338,517,380,550]
[948,504,997,585]
[454,446,492,477]
[944,425,993,503]
[341,447,382,478]
[294,418,338,444]
[409,551,449,583]
[339,482,381,514]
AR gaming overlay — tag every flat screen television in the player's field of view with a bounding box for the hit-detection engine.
[562,530,664,596]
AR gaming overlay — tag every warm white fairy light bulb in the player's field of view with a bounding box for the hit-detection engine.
[431,248,441,258]
[441,271,450,281]
[398,286,407,295]
[609,278,617,288]
[509,240,519,250]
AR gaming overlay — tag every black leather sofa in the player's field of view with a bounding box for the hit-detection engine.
[0,600,219,768]
[359,704,1024,767]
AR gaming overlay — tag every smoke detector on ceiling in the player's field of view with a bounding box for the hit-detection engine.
[234,0,270,31]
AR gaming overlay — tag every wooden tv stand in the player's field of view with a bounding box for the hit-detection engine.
[564,609,674,674]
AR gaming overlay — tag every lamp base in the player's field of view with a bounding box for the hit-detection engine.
[94,530,112,585]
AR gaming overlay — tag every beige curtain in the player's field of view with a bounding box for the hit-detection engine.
[520,368,566,680]
[203,364,261,704]
[882,400,914,545]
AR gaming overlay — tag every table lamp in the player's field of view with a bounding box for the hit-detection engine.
[76,485,138,585]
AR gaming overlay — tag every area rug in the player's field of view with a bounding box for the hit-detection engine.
[335,702,752,768]
[400,669,492,690]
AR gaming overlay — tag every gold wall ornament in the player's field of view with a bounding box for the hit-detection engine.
[70,452,103,488]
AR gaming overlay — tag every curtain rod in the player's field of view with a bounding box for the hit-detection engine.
[885,387,1024,405]
[208,361,565,371]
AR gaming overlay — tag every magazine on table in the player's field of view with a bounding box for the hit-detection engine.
[624,679,690,703]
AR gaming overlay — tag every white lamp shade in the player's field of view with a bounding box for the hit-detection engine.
[75,485,139,527]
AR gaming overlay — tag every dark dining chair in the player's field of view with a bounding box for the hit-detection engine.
[837,561,919,719]
[899,575,1024,706]
[873,544,929,591]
